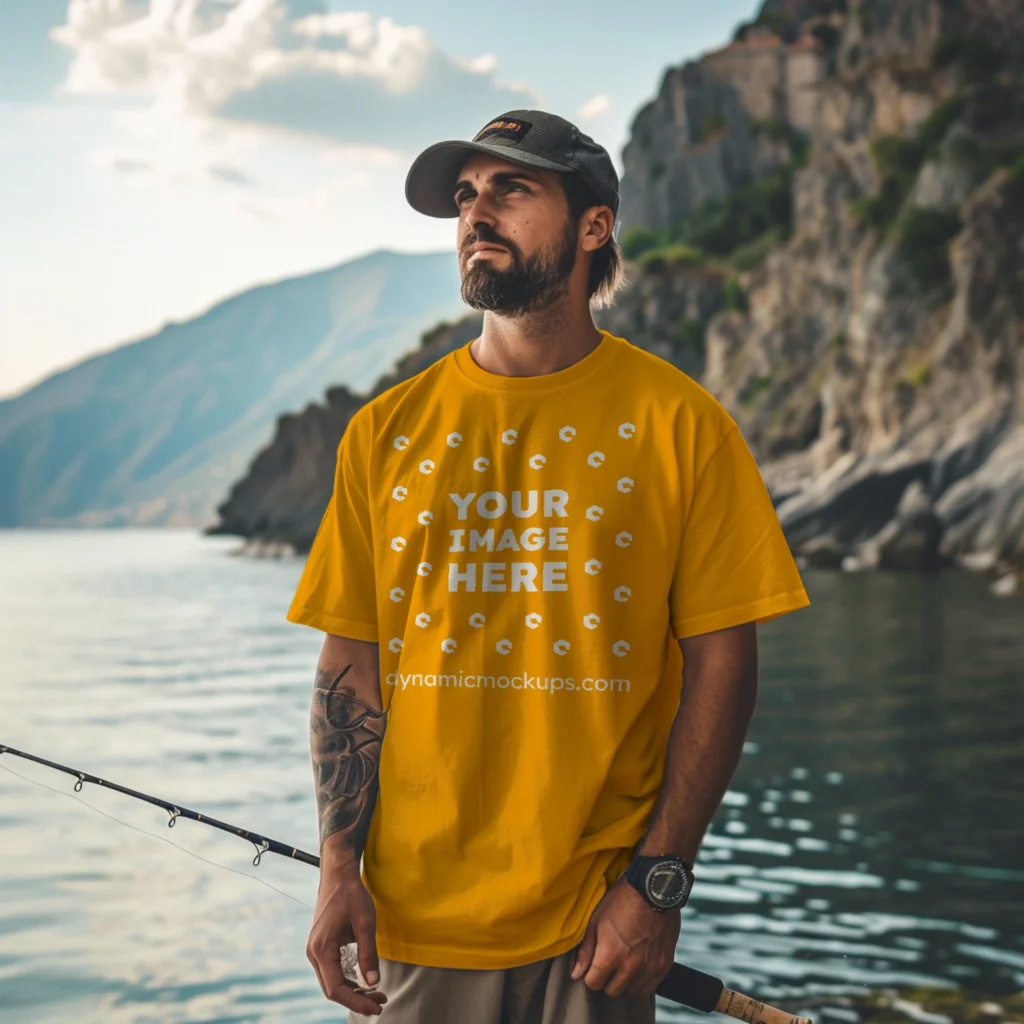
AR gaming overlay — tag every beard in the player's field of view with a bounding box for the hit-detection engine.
[460,219,578,316]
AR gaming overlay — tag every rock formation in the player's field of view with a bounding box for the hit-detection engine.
[619,9,832,230]
[696,0,1024,576]
[210,316,482,549]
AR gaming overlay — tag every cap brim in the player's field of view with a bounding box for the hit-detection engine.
[405,140,573,218]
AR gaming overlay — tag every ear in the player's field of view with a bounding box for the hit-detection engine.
[579,206,615,253]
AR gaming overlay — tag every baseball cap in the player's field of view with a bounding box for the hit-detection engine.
[405,109,620,219]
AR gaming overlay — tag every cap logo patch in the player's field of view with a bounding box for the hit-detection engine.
[473,118,532,144]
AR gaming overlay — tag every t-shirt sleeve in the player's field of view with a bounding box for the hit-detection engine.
[669,424,810,639]
[286,409,378,642]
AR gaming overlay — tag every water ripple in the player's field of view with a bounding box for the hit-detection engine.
[1,530,1022,1022]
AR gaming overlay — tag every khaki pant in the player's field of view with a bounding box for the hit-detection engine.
[347,950,657,1024]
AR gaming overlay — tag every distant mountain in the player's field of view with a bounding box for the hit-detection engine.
[0,250,465,528]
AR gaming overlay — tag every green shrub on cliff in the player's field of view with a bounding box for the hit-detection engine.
[626,130,807,277]
[897,208,961,290]
[867,99,959,185]
[701,112,728,140]
[638,250,667,274]
[905,361,932,388]
[663,244,705,267]
[634,242,708,273]
[730,226,788,271]
[917,97,963,153]
[871,135,927,183]
[854,98,964,232]
[620,227,659,259]
[741,374,773,407]
[723,277,748,313]
[669,167,794,257]
[852,178,907,229]
[751,118,810,167]
[676,318,707,359]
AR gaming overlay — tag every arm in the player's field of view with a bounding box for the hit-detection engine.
[637,621,758,861]
[305,634,388,1017]
[311,634,387,860]
[572,621,759,997]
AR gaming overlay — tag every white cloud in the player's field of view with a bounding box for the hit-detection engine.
[577,92,610,119]
[462,53,498,74]
[51,0,539,185]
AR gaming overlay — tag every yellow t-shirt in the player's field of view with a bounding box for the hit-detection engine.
[287,329,809,969]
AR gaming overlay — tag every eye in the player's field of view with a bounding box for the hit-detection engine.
[506,182,528,193]
[455,189,474,205]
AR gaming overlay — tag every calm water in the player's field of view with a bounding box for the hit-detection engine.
[0,530,1021,1024]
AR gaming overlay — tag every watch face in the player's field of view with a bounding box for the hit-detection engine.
[645,861,691,909]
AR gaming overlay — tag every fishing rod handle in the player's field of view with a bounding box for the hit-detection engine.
[715,987,813,1024]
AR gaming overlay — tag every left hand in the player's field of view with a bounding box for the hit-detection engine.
[570,877,681,996]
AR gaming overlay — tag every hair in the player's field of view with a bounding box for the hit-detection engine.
[561,173,625,309]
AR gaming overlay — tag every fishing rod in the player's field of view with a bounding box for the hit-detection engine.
[0,742,317,867]
[0,743,811,1024]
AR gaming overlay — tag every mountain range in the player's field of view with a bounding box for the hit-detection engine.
[0,250,464,527]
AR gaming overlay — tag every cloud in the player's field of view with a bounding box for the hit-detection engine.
[577,93,610,120]
[51,0,539,181]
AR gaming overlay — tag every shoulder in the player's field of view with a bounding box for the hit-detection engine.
[607,333,738,445]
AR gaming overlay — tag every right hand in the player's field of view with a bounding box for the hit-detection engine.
[306,867,388,1017]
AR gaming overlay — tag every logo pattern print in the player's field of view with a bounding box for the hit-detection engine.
[385,422,639,666]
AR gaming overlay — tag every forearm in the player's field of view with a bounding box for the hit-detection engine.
[310,635,386,873]
[637,623,758,863]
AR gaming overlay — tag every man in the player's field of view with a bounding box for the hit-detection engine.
[287,109,810,1023]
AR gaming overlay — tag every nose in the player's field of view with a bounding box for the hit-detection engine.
[462,189,498,234]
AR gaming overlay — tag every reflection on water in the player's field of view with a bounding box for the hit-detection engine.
[0,531,1021,1024]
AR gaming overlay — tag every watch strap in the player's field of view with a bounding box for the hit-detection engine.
[624,853,694,911]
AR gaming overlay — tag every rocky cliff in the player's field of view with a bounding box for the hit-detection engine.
[619,4,835,230]
[214,0,1024,586]
[693,0,1024,579]
[211,315,483,550]
[606,0,1023,582]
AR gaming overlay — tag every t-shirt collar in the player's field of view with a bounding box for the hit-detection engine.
[452,329,620,393]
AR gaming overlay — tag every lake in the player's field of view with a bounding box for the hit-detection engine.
[1,530,1021,1023]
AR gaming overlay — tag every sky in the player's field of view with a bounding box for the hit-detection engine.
[0,0,759,399]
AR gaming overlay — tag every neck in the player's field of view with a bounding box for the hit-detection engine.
[471,289,602,378]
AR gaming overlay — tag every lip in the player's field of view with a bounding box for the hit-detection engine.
[465,243,509,258]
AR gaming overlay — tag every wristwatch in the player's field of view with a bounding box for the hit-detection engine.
[624,854,694,912]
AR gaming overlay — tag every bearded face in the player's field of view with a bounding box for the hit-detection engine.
[459,215,579,317]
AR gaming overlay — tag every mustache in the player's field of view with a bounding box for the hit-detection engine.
[461,223,519,256]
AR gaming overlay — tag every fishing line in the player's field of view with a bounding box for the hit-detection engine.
[0,761,315,911]
[0,744,814,1023]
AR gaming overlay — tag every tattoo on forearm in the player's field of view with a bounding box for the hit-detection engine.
[310,663,387,849]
